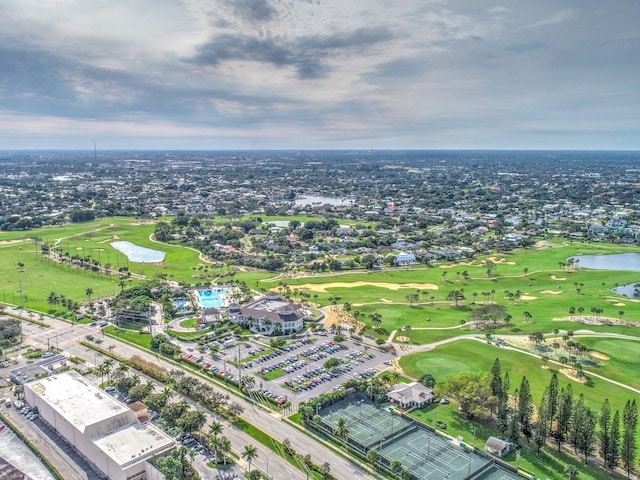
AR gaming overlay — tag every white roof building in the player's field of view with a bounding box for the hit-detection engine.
[24,371,174,480]
[387,381,435,408]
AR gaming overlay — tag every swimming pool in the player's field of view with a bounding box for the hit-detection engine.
[173,299,191,313]
[197,288,228,309]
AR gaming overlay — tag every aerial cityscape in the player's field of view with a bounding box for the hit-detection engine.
[1,2,640,480]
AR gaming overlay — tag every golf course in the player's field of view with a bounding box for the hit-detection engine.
[2,217,640,479]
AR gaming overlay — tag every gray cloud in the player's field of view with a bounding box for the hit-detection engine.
[190,26,393,79]
[0,1,639,149]
[231,0,278,23]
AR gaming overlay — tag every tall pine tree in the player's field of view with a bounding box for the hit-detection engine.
[599,399,611,468]
[555,384,573,451]
[517,377,534,442]
[609,409,621,471]
[570,393,585,454]
[622,399,638,477]
[576,407,597,464]
[546,373,560,433]
[534,387,550,454]
[497,372,510,436]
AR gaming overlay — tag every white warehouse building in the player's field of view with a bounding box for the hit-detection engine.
[24,371,174,480]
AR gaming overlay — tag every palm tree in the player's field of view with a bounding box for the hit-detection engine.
[114,363,129,380]
[390,459,403,477]
[101,359,114,383]
[335,416,350,447]
[219,436,231,465]
[85,287,94,301]
[242,444,258,472]
[366,448,381,466]
[208,421,223,437]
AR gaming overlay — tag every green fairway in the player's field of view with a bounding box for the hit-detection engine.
[577,336,640,389]
[400,339,637,420]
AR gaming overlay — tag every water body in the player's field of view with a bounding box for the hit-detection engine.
[294,195,354,206]
[569,253,640,271]
[111,241,165,263]
[613,283,640,298]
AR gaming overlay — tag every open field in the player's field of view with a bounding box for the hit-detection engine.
[400,339,637,412]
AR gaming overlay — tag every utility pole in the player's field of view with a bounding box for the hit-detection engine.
[19,280,24,310]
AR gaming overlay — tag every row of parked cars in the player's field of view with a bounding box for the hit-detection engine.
[258,389,287,405]
[20,405,39,421]
[178,433,212,457]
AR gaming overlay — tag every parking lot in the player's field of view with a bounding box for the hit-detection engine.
[178,333,396,404]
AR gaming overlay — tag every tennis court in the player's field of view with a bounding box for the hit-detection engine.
[318,397,522,480]
[321,399,413,449]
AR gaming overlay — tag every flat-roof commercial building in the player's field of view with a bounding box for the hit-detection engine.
[23,371,174,480]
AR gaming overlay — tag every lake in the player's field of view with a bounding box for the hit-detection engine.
[294,195,354,206]
[111,241,165,263]
[569,253,640,271]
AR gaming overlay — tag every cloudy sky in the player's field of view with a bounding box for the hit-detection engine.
[1,0,639,149]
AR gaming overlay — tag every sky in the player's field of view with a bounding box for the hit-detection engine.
[0,0,639,150]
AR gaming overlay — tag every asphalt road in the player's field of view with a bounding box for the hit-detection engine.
[10,307,374,480]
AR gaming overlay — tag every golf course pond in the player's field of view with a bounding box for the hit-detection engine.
[569,253,640,271]
[111,241,165,263]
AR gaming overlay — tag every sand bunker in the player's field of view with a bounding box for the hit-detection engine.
[486,256,516,265]
[293,281,439,293]
[99,235,120,244]
[613,302,626,306]
[379,298,393,303]
[540,290,563,295]
[439,261,478,268]
[0,239,23,245]
[520,295,538,301]
[560,368,587,384]
[605,296,640,303]
[590,351,610,361]
[550,275,567,280]
[396,336,410,343]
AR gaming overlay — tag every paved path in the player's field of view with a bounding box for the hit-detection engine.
[1,406,88,480]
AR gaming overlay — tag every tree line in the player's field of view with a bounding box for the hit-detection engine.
[436,359,638,476]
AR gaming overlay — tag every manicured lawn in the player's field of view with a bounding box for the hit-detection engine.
[258,368,286,381]
[103,325,152,349]
[166,329,210,341]
[179,317,200,328]
[400,339,638,428]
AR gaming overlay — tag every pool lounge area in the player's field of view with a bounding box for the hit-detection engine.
[196,288,229,309]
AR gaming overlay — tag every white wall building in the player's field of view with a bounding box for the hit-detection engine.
[24,371,174,480]
[226,292,307,335]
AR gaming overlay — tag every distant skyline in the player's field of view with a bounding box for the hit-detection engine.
[1,1,639,150]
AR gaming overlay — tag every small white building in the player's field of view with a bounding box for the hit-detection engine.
[24,371,174,480]
[485,437,511,457]
[387,382,434,408]
[394,252,416,266]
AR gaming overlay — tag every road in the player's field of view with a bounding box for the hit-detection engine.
[10,307,374,480]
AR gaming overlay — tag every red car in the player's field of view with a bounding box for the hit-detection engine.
[0,423,5,431]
